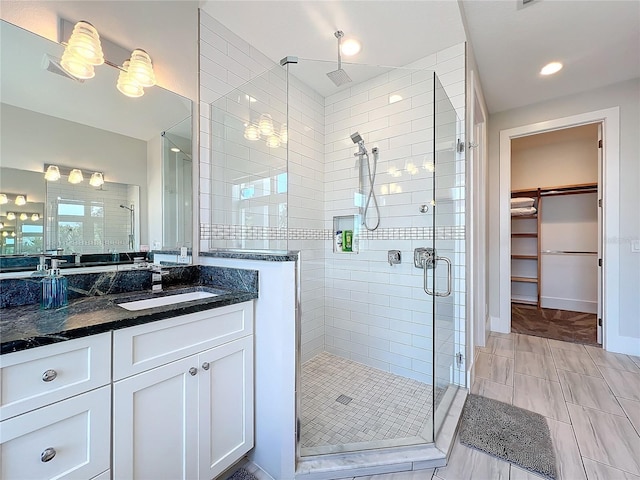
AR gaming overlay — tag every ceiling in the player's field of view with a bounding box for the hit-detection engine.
[203,0,640,113]
[1,1,637,115]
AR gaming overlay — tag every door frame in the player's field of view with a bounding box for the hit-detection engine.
[497,107,620,351]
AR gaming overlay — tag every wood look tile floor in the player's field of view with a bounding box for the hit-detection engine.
[240,333,640,480]
[355,332,640,480]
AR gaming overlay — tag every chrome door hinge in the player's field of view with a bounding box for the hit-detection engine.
[456,352,464,367]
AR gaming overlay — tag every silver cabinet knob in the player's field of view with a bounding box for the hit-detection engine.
[41,447,56,462]
[201,362,210,370]
[42,370,57,382]
[188,367,197,376]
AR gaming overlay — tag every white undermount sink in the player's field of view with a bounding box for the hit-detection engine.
[117,291,218,311]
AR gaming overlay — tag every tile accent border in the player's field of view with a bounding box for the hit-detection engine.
[200,224,465,241]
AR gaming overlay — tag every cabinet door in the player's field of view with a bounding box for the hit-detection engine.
[113,356,198,480]
[0,386,110,480]
[198,336,254,479]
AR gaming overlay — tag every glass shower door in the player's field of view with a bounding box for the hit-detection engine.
[432,74,465,437]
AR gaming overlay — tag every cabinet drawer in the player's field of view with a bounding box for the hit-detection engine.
[113,301,253,380]
[0,333,111,420]
[0,385,111,480]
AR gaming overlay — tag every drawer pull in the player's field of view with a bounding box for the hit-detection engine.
[41,447,56,462]
[42,370,57,382]
[201,362,210,370]
[188,367,197,376]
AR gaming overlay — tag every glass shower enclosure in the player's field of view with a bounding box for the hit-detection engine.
[207,57,466,459]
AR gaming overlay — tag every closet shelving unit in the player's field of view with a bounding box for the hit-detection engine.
[511,183,598,309]
[511,188,542,307]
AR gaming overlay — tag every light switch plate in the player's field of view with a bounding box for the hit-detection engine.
[632,240,640,253]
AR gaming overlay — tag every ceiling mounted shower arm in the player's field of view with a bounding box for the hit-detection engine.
[335,31,344,70]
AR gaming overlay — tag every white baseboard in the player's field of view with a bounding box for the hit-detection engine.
[541,296,597,314]
[489,315,509,334]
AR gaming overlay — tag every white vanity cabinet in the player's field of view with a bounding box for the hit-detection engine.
[112,302,254,480]
[0,333,112,480]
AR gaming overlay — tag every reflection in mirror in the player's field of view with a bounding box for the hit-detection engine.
[0,169,45,255]
[162,117,193,249]
[0,19,193,261]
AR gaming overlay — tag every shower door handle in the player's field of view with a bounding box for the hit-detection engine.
[423,255,452,297]
[414,248,452,297]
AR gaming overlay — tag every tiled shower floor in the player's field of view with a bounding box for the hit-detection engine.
[300,352,435,452]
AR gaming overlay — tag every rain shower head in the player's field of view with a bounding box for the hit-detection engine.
[327,31,352,87]
[350,132,363,144]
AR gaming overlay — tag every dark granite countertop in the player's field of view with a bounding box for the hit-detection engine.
[201,249,300,262]
[0,265,258,355]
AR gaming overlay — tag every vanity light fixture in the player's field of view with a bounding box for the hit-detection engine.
[258,114,274,136]
[0,194,7,205]
[6,212,16,221]
[243,123,261,141]
[10,232,15,237]
[31,213,40,221]
[19,213,28,221]
[117,60,144,98]
[2,231,7,237]
[265,134,281,149]
[60,21,104,80]
[127,49,156,88]
[89,172,104,187]
[0,222,3,229]
[68,169,84,184]
[14,195,26,206]
[44,165,61,181]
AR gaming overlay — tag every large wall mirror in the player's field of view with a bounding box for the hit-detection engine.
[0,20,192,258]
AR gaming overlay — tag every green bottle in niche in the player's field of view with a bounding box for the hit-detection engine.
[343,230,353,252]
[41,259,68,309]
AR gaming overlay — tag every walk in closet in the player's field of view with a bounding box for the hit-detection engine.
[510,124,600,343]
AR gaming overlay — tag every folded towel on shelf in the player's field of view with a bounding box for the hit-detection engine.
[511,206,537,216]
[511,197,535,208]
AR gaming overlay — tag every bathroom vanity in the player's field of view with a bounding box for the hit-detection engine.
[0,265,258,480]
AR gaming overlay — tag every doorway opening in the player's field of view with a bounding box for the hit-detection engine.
[509,125,601,345]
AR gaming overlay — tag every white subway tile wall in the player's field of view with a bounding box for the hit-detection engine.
[199,11,466,387]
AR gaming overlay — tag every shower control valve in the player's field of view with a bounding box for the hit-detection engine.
[388,250,401,266]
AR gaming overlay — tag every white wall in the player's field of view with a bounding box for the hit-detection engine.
[1,103,150,245]
[488,78,640,352]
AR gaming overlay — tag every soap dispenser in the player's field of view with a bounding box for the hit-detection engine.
[41,259,68,309]
[30,255,49,277]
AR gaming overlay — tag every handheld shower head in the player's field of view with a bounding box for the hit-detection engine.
[350,132,363,144]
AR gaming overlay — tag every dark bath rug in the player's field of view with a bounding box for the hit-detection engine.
[458,394,557,480]
[226,467,259,480]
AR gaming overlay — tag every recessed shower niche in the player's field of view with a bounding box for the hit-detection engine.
[333,215,359,254]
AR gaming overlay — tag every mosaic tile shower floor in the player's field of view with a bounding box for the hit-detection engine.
[300,352,436,449]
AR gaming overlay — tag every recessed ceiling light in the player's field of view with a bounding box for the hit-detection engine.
[341,38,361,56]
[540,62,563,76]
[170,147,180,152]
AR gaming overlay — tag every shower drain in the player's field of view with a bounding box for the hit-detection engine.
[335,394,353,405]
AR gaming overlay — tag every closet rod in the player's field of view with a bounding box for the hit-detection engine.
[542,250,597,255]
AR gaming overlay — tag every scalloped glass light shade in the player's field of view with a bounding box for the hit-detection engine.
[243,124,260,141]
[258,114,274,136]
[31,213,40,221]
[66,21,104,66]
[44,165,61,181]
[14,195,26,206]
[60,49,95,79]
[19,213,28,221]
[127,49,156,88]
[6,212,15,221]
[68,169,84,184]
[0,194,7,205]
[117,61,144,98]
[89,172,104,187]
[265,135,281,149]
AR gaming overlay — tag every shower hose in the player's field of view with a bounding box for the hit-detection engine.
[361,149,380,231]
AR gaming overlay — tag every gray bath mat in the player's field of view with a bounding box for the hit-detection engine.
[459,394,557,480]
[226,467,259,480]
